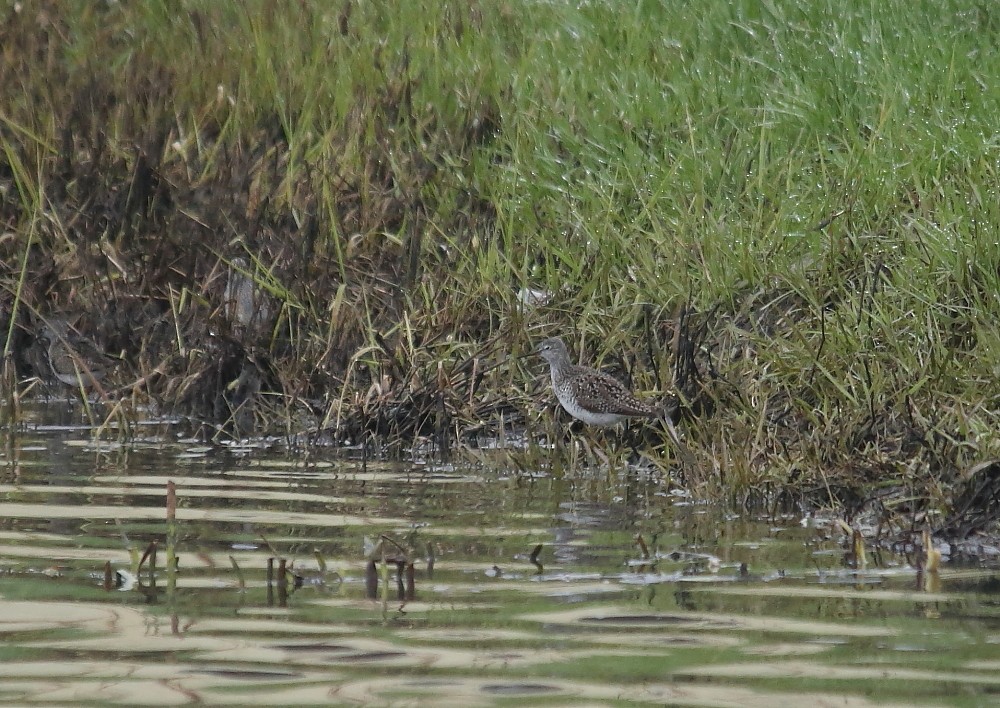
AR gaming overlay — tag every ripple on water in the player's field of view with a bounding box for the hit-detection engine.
[0,407,998,706]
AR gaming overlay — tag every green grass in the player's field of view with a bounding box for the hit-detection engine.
[2,0,1000,512]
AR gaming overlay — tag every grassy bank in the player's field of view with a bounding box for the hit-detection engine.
[2,0,1000,528]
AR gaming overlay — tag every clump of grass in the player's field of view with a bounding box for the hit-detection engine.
[2,1,1000,528]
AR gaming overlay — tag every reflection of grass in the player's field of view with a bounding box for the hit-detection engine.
[0,576,109,605]
[520,620,996,703]
[2,1,1000,512]
[532,648,735,684]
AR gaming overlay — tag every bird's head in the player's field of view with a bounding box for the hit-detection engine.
[535,336,569,364]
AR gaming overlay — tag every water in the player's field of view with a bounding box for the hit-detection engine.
[1,405,999,706]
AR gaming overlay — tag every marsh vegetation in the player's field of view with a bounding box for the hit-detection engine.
[2,1,1000,537]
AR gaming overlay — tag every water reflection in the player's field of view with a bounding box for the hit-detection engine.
[0,403,998,705]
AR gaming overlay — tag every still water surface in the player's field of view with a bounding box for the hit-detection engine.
[0,404,998,706]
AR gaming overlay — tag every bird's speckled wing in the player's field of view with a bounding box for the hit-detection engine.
[565,366,660,417]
